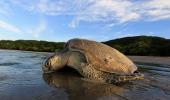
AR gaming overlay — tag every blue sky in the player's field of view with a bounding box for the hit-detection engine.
[0,0,170,42]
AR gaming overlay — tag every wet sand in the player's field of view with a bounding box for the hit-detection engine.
[0,50,170,100]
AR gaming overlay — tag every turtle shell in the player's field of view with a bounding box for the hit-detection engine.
[66,39,137,75]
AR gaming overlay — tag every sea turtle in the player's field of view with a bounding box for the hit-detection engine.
[42,39,144,83]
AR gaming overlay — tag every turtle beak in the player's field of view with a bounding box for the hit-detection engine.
[42,62,51,73]
[42,66,49,73]
[42,60,52,73]
[42,65,54,74]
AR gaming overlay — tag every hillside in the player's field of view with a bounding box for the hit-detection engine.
[104,36,170,56]
[0,36,170,56]
[0,40,64,52]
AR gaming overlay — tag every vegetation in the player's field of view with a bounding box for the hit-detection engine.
[0,40,64,52]
[104,36,170,56]
[0,36,170,56]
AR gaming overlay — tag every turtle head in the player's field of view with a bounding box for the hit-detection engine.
[42,53,67,73]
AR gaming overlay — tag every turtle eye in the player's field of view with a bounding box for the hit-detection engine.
[45,62,48,66]
[45,61,50,66]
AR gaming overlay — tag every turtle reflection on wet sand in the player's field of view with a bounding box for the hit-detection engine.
[42,39,144,83]
[43,71,126,100]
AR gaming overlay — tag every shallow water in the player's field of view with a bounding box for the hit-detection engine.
[0,50,170,100]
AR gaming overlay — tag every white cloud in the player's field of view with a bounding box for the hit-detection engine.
[0,20,21,33]
[27,19,47,37]
[7,0,170,27]
[113,32,157,40]
[139,0,170,21]
[68,0,140,27]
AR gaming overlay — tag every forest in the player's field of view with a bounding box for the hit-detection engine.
[0,36,170,56]
[0,40,64,52]
[104,36,170,56]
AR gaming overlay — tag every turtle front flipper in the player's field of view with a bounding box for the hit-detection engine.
[67,51,88,73]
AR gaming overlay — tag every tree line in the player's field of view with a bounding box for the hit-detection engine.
[0,36,170,56]
[0,40,64,52]
[104,36,170,56]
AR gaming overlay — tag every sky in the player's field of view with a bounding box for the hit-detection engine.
[0,0,170,42]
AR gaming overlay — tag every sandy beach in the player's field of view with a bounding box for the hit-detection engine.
[128,56,170,65]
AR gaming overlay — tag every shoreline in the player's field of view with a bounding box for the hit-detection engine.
[128,56,170,65]
[0,49,54,54]
[1,49,170,65]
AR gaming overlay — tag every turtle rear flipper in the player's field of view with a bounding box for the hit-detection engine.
[107,71,144,83]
